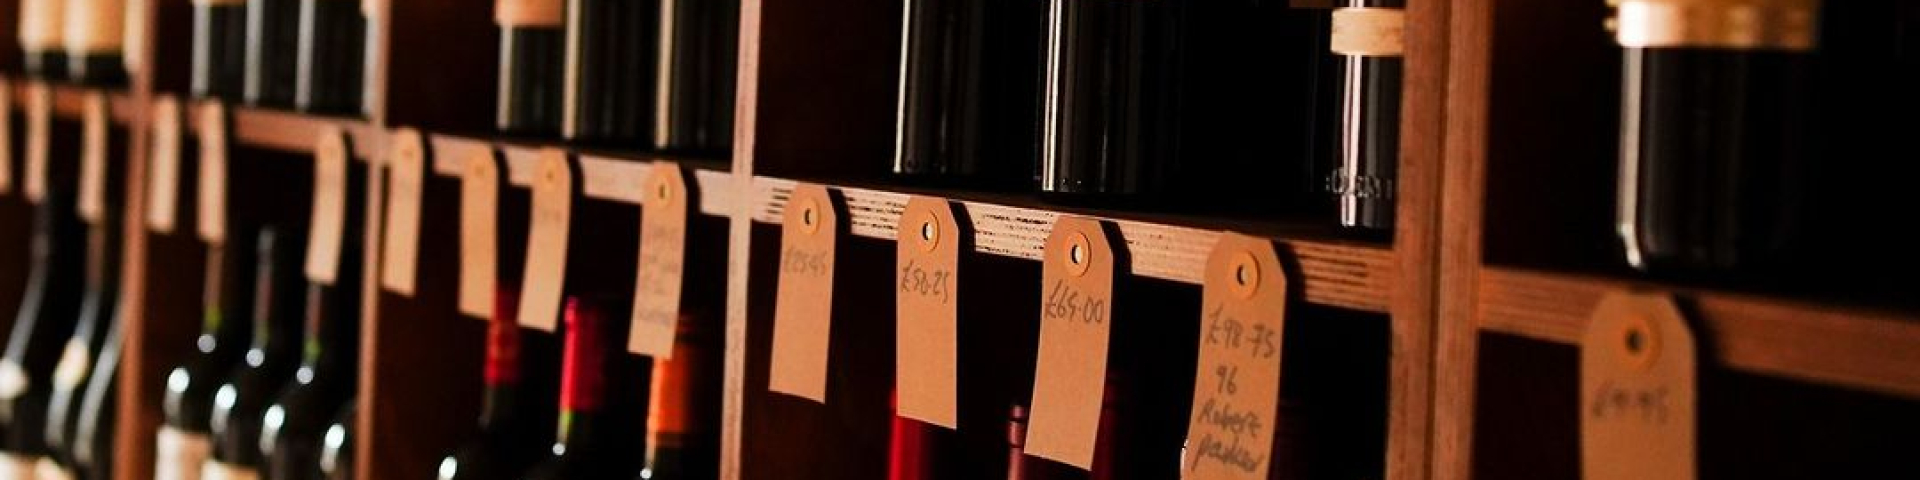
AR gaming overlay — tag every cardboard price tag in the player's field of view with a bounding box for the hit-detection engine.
[516,149,573,332]
[629,162,689,358]
[305,129,351,285]
[24,83,51,204]
[0,78,12,194]
[458,150,504,319]
[896,196,960,429]
[77,93,109,224]
[767,184,838,403]
[196,103,230,244]
[1026,216,1116,470]
[1582,290,1696,480]
[146,96,184,233]
[380,128,426,296]
[1183,233,1289,479]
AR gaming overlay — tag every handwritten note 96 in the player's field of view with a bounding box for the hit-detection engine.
[1183,234,1288,480]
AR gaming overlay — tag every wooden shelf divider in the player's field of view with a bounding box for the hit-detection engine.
[8,81,138,123]
[1478,266,1920,399]
[749,176,1396,313]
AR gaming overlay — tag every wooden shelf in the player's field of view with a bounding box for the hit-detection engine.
[426,134,736,216]
[182,101,388,160]
[749,177,1396,313]
[8,81,137,123]
[1477,266,1920,399]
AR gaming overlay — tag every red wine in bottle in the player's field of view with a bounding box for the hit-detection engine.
[562,0,658,147]
[70,308,121,480]
[61,0,128,86]
[42,218,123,477]
[497,0,567,136]
[522,297,648,479]
[205,227,307,479]
[436,286,560,480]
[316,401,353,480]
[1326,0,1403,230]
[892,0,1039,186]
[193,0,251,99]
[18,0,70,79]
[157,237,260,480]
[294,0,364,114]
[0,192,86,473]
[888,391,942,480]
[652,0,737,154]
[1614,0,1817,273]
[245,0,302,107]
[638,315,717,480]
[258,281,359,480]
[1037,0,1185,200]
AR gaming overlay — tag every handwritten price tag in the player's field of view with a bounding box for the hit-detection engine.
[146,96,184,233]
[767,184,838,402]
[196,103,229,244]
[304,128,351,285]
[380,128,426,295]
[629,162,689,358]
[1582,291,1695,480]
[1026,216,1116,469]
[458,149,504,319]
[0,78,12,194]
[1183,233,1289,479]
[516,149,574,331]
[23,82,50,204]
[896,196,960,428]
[77,93,109,225]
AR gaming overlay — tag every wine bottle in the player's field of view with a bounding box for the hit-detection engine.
[61,0,127,86]
[891,0,1038,186]
[0,193,87,474]
[1036,0,1186,200]
[258,280,360,480]
[294,0,365,114]
[41,215,123,477]
[245,0,302,107]
[1614,0,1817,272]
[652,0,738,154]
[522,297,648,479]
[887,391,940,480]
[435,286,559,480]
[497,0,566,136]
[1005,405,1026,480]
[562,0,659,147]
[158,234,263,480]
[19,0,70,79]
[316,401,353,480]
[1326,0,1403,229]
[204,227,307,479]
[638,315,717,480]
[70,308,122,480]
[193,0,251,99]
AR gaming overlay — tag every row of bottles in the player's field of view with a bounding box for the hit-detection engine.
[15,0,133,86]
[0,171,124,478]
[893,0,1406,230]
[497,0,739,155]
[189,0,369,114]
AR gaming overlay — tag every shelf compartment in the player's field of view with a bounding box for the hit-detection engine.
[426,134,736,215]
[1477,266,1920,399]
[749,176,1394,312]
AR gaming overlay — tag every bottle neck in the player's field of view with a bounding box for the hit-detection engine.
[478,292,522,430]
[554,298,606,449]
[252,229,305,354]
[301,282,359,371]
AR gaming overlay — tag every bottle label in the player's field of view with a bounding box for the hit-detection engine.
[0,360,30,399]
[200,461,261,480]
[1611,0,1817,51]
[156,426,213,480]
[62,0,126,54]
[1325,169,1396,200]
[53,340,91,389]
[32,458,73,480]
[17,0,65,51]
[1330,7,1405,57]
[495,0,562,27]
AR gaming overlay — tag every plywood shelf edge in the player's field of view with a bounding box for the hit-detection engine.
[751,176,1396,313]
[1478,266,1920,399]
[427,134,736,216]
